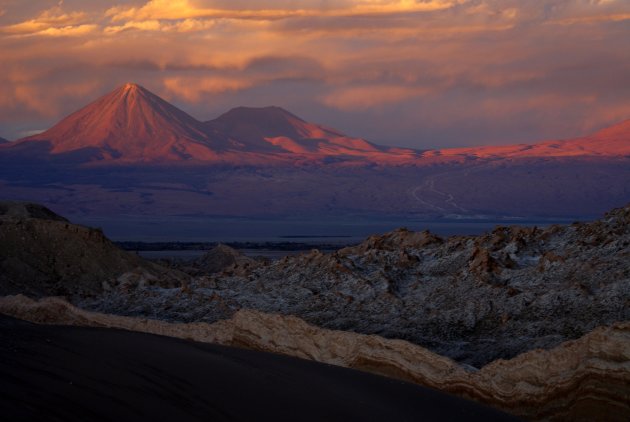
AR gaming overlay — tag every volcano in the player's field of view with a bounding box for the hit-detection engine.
[13,83,219,162]
[205,106,410,157]
[5,83,417,165]
[5,83,629,165]
[0,83,629,220]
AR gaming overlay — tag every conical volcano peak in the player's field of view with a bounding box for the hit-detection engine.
[16,83,215,162]
[204,104,391,156]
[9,83,415,163]
[123,82,140,91]
[112,82,156,104]
[118,82,150,97]
[207,105,345,142]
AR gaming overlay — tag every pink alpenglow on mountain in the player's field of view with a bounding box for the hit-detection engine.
[9,83,418,166]
[0,83,629,218]
[15,83,217,163]
[433,119,630,159]
[5,83,630,167]
[205,106,416,161]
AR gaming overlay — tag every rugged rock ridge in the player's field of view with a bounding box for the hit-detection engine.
[192,244,257,276]
[82,204,630,367]
[0,202,187,297]
[1,295,627,421]
[0,201,68,222]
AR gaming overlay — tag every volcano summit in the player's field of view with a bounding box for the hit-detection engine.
[5,83,417,166]
[0,83,629,220]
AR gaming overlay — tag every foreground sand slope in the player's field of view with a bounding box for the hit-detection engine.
[1,295,627,421]
[0,315,515,422]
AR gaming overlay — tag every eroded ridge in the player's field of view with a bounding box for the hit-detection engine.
[1,295,628,421]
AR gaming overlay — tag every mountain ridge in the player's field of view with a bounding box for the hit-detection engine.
[4,82,627,165]
[205,105,391,156]
[5,83,417,165]
[1,83,629,219]
[14,83,218,163]
[433,118,630,159]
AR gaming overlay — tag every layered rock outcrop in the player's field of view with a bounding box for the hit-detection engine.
[1,295,627,421]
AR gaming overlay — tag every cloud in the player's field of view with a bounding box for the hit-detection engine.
[23,24,98,37]
[1,3,90,36]
[104,19,163,34]
[0,79,102,118]
[104,17,227,34]
[322,85,433,110]
[163,76,255,101]
[0,0,629,146]
[548,12,630,25]
[105,0,463,23]
[346,0,467,14]
[105,0,301,22]
[243,56,325,81]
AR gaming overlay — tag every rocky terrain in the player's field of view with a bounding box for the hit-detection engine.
[191,245,258,276]
[79,204,630,367]
[1,201,629,419]
[1,295,627,421]
[0,201,187,297]
[2,200,628,369]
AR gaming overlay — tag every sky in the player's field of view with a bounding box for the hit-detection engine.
[0,0,629,148]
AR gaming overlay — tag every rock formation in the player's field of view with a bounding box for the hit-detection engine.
[1,202,628,419]
[81,205,630,367]
[0,201,69,222]
[0,201,187,297]
[0,294,627,421]
[193,244,257,276]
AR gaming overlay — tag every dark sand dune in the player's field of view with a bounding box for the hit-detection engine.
[0,316,517,422]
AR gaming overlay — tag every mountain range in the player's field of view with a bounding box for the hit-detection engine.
[0,83,629,224]
[4,83,415,166]
[4,82,629,165]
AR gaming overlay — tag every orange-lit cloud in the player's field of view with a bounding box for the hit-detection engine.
[322,85,434,111]
[105,0,463,22]
[1,3,90,36]
[0,0,628,147]
[549,12,630,25]
[163,76,254,101]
